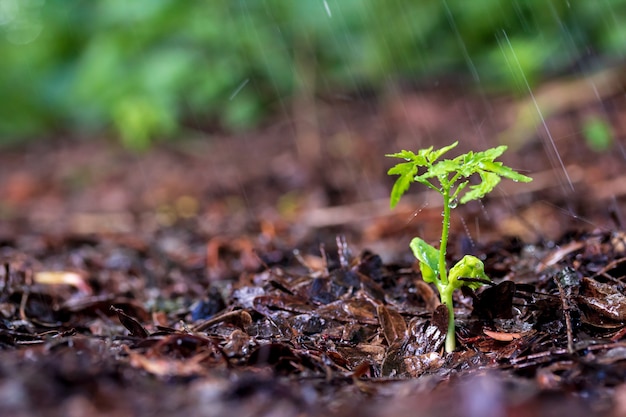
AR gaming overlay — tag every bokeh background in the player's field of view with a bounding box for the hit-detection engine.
[1,0,624,149]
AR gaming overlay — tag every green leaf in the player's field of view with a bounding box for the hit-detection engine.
[421,159,461,179]
[387,161,415,176]
[479,160,533,182]
[419,262,438,284]
[388,141,533,210]
[426,141,458,163]
[386,150,417,161]
[448,255,490,290]
[387,162,418,208]
[389,173,413,208]
[459,171,501,204]
[410,237,440,283]
[479,145,507,161]
[456,146,507,177]
[415,146,434,164]
[386,150,428,166]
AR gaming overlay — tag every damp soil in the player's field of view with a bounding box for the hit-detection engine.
[1,84,626,416]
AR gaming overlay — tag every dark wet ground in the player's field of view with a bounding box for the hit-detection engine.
[1,76,626,416]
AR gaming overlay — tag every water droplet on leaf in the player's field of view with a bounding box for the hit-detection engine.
[448,198,458,209]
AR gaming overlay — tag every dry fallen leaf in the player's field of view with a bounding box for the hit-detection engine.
[124,345,207,377]
[377,305,407,345]
[34,271,92,294]
[483,329,524,342]
[579,277,626,321]
[111,306,149,338]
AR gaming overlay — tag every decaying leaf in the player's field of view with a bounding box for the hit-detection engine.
[192,309,253,332]
[381,340,408,377]
[579,277,626,321]
[483,329,524,342]
[406,316,446,356]
[316,299,378,324]
[535,240,585,273]
[34,271,92,294]
[414,279,440,311]
[404,352,443,378]
[124,345,207,377]
[111,306,149,338]
[223,329,251,357]
[471,281,515,320]
[377,305,408,345]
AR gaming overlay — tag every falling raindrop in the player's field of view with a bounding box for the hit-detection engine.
[442,0,479,83]
[229,78,250,101]
[460,216,475,248]
[477,200,490,221]
[323,0,331,18]
[406,202,429,225]
[500,29,574,192]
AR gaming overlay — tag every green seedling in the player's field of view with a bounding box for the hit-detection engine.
[387,142,532,352]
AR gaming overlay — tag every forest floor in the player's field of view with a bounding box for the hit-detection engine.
[1,75,626,416]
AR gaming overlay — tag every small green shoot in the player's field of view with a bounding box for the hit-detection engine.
[387,142,532,352]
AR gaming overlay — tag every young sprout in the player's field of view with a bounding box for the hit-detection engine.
[387,141,532,353]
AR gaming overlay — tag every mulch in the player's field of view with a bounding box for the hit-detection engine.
[0,84,625,416]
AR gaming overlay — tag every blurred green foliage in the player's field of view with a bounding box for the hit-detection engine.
[582,115,613,152]
[1,0,624,148]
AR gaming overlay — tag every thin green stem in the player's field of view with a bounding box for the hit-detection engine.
[442,287,456,353]
[420,180,441,194]
[439,188,456,352]
[439,189,450,286]
[449,172,462,187]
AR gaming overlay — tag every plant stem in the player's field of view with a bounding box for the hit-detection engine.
[442,287,456,353]
[440,188,456,352]
[439,189,450,286]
